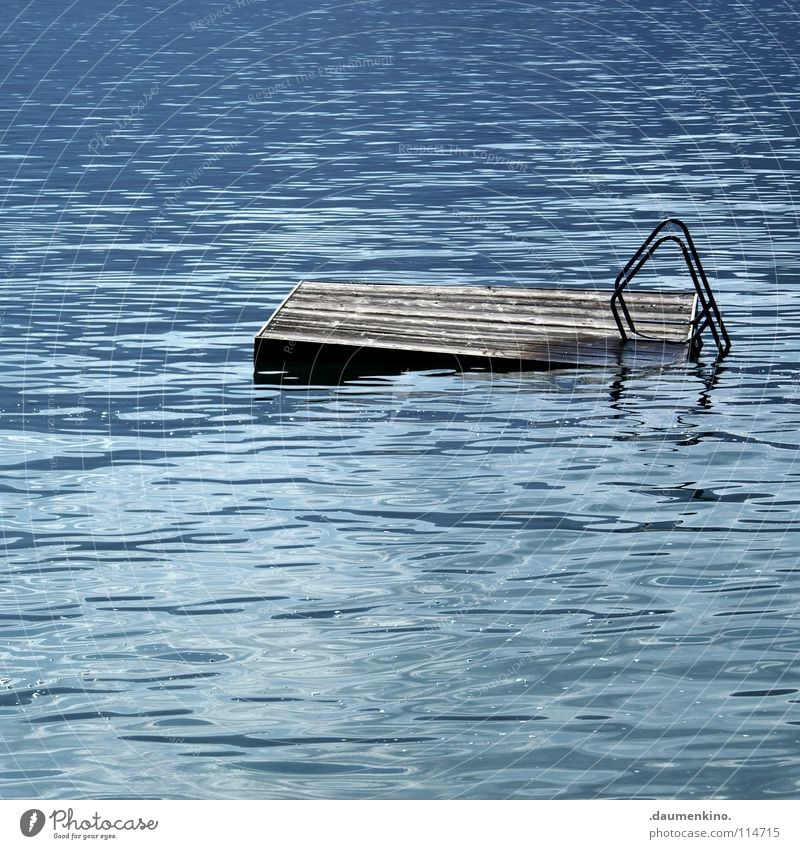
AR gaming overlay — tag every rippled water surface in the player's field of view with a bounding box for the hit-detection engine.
[1,0,799,799]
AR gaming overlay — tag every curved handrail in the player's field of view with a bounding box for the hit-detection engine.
[611,218,731,358]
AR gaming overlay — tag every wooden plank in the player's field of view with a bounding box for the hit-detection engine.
[265,312,688,348]
[284,292,692,319]
[259,323,686,364]
[273,303,690,340]
[296,280,691,307]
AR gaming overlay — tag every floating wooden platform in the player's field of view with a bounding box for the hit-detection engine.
[253,280,698,377]
[253,221,730,381]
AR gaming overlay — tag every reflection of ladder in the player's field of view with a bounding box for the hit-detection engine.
[611,218,731,359]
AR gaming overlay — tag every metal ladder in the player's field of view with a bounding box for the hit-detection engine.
[611,218,731,358]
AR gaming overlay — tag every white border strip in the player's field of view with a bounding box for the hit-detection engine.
[2,799,796,848]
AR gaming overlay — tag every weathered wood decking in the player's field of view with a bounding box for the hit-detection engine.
[253,280,698,377]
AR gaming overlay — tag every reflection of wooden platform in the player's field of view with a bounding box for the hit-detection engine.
[253,281,698,375]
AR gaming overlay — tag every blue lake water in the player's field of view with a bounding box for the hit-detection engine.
[1,0,799,799]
